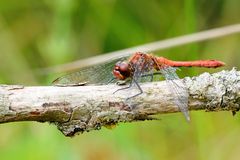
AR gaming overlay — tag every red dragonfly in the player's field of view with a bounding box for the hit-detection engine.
[53,52,225,121]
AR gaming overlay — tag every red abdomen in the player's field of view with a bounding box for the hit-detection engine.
[157,57,225,68]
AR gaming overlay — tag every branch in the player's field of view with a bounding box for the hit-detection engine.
[0,69,239,137]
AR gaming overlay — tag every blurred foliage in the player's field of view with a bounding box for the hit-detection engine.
[0,0,240,160]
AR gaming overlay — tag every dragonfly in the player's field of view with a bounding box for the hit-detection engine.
[53,52,225,121]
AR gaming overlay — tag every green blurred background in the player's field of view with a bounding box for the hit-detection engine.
[0,0,240,160]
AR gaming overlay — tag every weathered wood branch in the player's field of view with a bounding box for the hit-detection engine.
[0,69,239,137]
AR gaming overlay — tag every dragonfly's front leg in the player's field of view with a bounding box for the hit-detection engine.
[113,78,143,102]
[125,79,143,101]
[113,79,133,94]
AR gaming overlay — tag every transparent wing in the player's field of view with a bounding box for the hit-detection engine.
[160,66,190,121]
[53,56,128,85]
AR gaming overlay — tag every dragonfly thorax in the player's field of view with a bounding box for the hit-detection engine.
[113,61,132,80]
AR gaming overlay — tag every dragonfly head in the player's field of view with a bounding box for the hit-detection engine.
[113,61,131,80]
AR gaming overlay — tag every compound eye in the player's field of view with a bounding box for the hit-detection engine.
[113,61,130,80]
[114,61,122,69]
[119,62,129,72]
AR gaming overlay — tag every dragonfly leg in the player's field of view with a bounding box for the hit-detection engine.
[126,79,143,101]
[113,80,133,94]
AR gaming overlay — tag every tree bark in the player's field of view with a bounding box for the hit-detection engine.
[0,69,239,137]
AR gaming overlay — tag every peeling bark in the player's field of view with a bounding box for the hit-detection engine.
[0,69,239,137]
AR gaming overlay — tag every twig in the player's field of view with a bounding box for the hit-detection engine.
[41,24,240,73]
[0,69,239,137]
